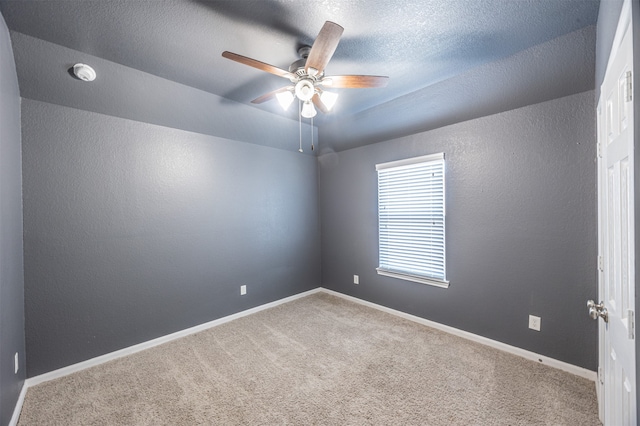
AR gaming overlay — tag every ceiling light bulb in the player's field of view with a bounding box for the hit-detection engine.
[73,63,96,82]
[276,90,294,111]
[295,80,315,102]
[320,91,339,111]
[301,101,317,118]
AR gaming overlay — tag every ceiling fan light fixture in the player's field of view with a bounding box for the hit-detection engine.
[320,91,339,111]
[301,101,317,118]
[276,90,295,111]
[295,80,315,102]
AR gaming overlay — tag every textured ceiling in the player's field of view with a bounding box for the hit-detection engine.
[0,0,600,152]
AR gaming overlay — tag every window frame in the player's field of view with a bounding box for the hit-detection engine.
[376,153,449,288]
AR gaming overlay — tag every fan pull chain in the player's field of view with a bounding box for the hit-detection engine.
[311,115,314,151]
[298,100,303,153]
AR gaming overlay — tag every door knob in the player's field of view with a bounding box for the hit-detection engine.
[587,300,608,323]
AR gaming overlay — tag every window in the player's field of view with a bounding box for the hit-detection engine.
[376,153,448,288]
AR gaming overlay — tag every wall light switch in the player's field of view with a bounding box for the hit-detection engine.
[354,275,359,284]
[240,285,247,296]
[14,352,18,374]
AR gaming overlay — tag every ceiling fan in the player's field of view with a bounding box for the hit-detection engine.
[222,21,389,119]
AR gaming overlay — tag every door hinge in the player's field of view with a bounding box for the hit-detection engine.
[597,142,603,159]
[625,70,633,102]
[598,366,604,385]
[598,255,604,271]
[629,310,635,340]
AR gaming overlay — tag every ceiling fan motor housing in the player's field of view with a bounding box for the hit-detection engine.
[289,45,325,80]
[289,58,308,76]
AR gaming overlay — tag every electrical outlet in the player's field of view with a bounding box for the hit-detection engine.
[529,315,541,331]
[240,285,247,296]
[353,275,359,284]
[14,352,18,374]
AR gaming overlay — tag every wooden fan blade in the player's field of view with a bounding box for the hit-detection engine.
[222,51,295,80]
[251,86,291,104]
[322,75,389,88]
[305,21,344,76]
[312,93,329,114]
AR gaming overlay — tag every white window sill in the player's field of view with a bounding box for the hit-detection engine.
[376,268,450,289]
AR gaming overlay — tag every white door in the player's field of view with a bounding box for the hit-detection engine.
[596,0,635,424]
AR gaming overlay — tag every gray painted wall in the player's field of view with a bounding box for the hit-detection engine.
[21,99,320,376]
[319,90,597,369]
[0,13,25,426]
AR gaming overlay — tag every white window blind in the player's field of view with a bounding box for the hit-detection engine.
[376,153,448,288]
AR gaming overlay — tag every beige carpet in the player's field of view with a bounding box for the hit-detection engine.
[18,292,599,425]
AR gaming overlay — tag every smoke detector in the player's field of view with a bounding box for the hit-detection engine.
[73,63,96,82]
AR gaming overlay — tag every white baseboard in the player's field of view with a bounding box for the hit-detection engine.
[320,288,597,382]
[9,380,27,426]
[25,288,321,388]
